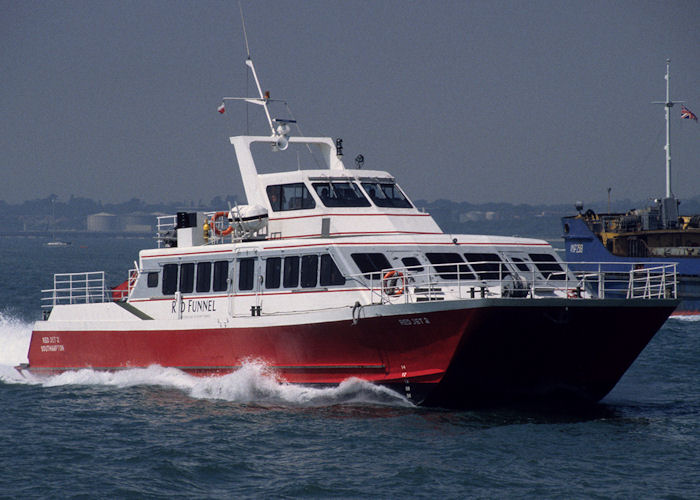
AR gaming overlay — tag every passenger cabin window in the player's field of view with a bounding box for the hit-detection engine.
[162,264,178,295]
[401,257,424,272]
[265,257,281,289]
[511,257,531,272]
[266,183,315,212]
[179,263,195,293]
[529,253,566,280]
[351,253,392,280]
[301,255,318,288]
[283,256,300,288]
[320,254,346,286]
[361,182,412,208]
[147,272,159,288]
[463,253,509,280]
[196,262,211,293]
[238,258,255,291]
[312,181,370,207]
[425,253,475,280]
[212,261,229,292]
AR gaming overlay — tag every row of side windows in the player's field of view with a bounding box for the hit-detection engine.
[154,254,345,296]
[350,252,564,281]
[160,261,229,295]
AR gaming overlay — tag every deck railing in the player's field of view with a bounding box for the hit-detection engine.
[348,261,678,305]
[42,269,139,308]
[41,272,109,308]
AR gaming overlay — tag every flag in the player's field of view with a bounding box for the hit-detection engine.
[217,102,226,114]
[681,105,698,121]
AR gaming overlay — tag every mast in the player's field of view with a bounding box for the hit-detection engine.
[652,59,685,227]
[664,59,673,198]
[653,59,684,199]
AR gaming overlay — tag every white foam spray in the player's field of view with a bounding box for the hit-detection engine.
[0,313,411,407]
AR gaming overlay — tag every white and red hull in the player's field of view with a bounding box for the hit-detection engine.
[22,298,676,408]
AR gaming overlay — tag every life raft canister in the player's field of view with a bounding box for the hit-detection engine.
[382,270,406,296]
[211,211,233,236]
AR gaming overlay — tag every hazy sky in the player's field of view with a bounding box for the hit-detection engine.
[2,0,699,207]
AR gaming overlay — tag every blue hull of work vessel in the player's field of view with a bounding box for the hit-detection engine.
[562,216,700,316]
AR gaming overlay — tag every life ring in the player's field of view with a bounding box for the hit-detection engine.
[382,270,405,296]
[211,211,233,236]
[567,288,579,299]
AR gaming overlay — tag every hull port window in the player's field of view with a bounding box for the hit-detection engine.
[361,182,412,208]
[320,254,346,286]
[212,261,229,292]
[529,254,566,280]
[401,256,424,272]
[265,257,281,289]
[313,182,370,207]
[147,272,159,288]
[425,253,475,280]
[162,264,178,295]
[351,253,392,280]
[238,258,255,291]
[196,262,212,293]
[283,256,300,288]
[267,183,316,212]
[179,263,195,293]
[463,253,509,280]
[301,255,319,288]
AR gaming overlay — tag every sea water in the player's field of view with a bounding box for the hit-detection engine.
[1,236,699,498]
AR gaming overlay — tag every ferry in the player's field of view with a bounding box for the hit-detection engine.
[563,60,700,315]
[18,55,679,408]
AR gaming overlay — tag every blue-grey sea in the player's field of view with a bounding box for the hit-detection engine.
[1,235,699,498]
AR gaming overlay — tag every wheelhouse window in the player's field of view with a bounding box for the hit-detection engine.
[529,253,566,280]
[300,255,319,288]
[425,253,475,280]
[320,254,346,286]
[283,256,300,288]
[463,253,509,280]
[266,183,315,212]
[179,263,195,293]
[312,181,370,207]
[212,261,229,292]
[265,257,281,289]
[162,264,178,295]
[351,253,392,280]
[361,182,412,208]
[196,262,211,293]
[238,258,255,291]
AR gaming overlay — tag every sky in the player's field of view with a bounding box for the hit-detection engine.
[1,0,699,208]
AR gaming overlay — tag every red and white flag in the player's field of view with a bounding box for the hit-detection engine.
[217,102,226,114]
[681,105,698,121]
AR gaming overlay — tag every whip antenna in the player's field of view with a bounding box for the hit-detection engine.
[239,1,251,58]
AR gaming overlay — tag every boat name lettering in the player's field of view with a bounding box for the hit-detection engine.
[398,317,431,326]
[171,299,217,314]
[570,243,584,254]
[40,337,64,352]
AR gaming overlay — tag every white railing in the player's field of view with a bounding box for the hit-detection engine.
[347,261,677,305]
[41,272,108,308]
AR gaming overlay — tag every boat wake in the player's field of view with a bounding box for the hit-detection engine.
[669,314,700,322]
[0,312,410,408]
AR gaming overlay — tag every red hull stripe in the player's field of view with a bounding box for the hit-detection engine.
[269,212,433,222]
[263,241,550,250]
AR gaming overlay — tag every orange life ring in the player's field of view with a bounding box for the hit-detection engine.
[211,211,233,236]
[382,270,405,296]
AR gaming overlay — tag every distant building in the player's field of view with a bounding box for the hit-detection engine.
[87,212,118,232]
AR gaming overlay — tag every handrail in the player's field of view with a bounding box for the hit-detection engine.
[345,260,677,304]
